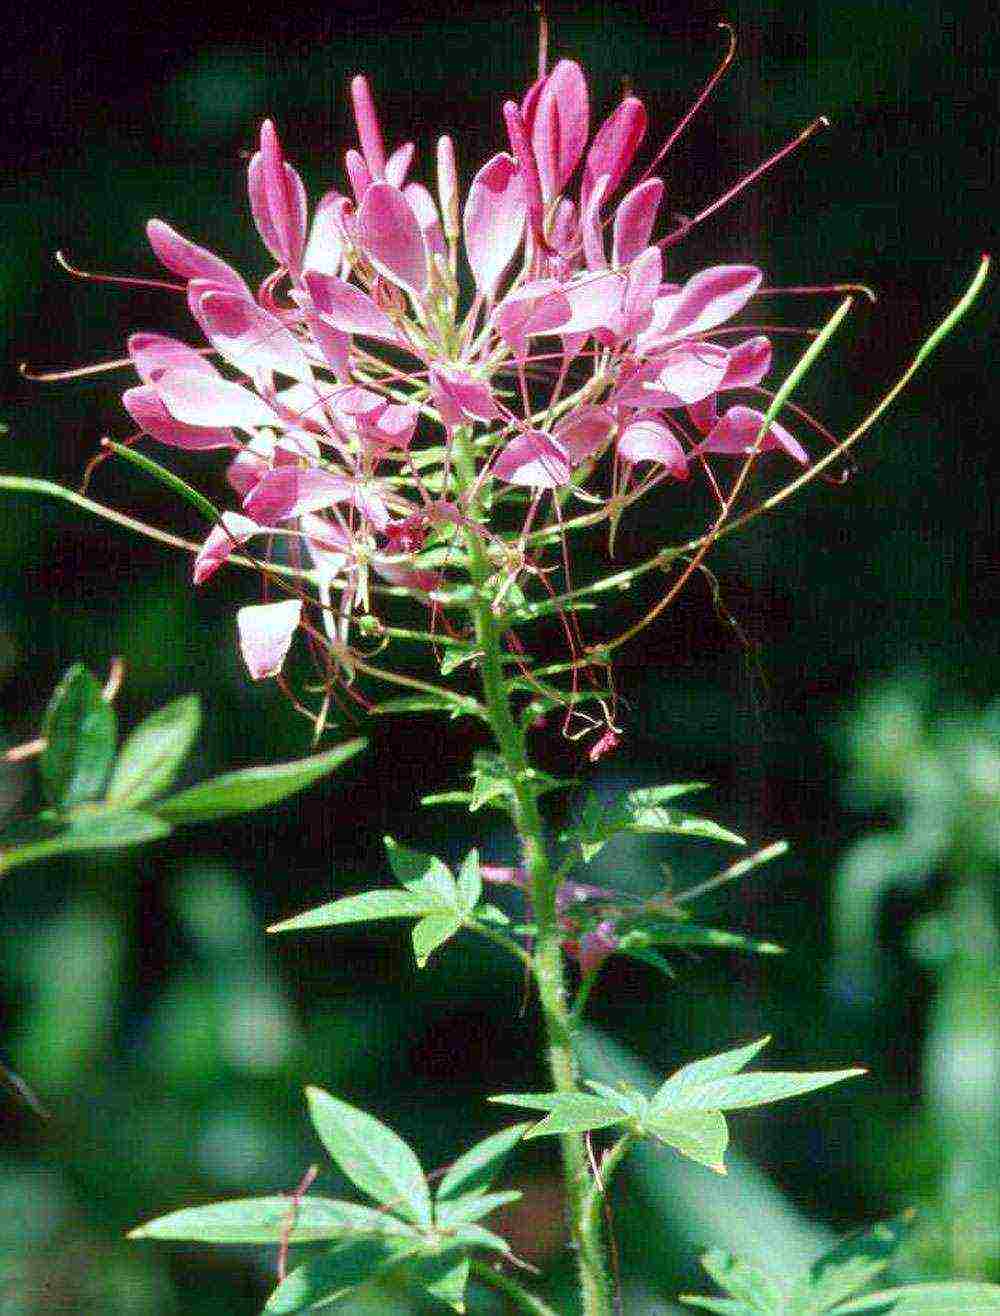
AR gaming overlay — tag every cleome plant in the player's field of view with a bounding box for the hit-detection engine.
[1,8,994,1316]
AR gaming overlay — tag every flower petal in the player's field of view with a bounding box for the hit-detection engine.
[493,429,570,488]
[720,335,772,390]
[582,96,647,210]
[657,264,763,341]
[696,404,808,464]
[531,60,590,200]
[612,178,664,268]
[128,332,216,384]
[192,288,314,383]
[303,191,350,277]
[193,512,261,585]
[302,272,398,341]
[243,467,355,524]
[621,246,663,339]
[123,384,237,450]
[617,415,688,475]
[403,182,446,258]
[463,152,526,299]
[155,369,277,429]
[350,75,388,179]
[248,121,308,272]
[385,141,415,189]
[146,219,248,295]
[356,181,429,299]
[429,364,502,429]
[553,405,615,464]
[237,599,302,680]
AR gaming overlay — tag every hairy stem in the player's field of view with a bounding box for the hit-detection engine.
[470,1260,561,1316]
[464,532,613,1316]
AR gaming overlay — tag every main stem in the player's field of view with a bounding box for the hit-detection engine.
[466,538,613,1316]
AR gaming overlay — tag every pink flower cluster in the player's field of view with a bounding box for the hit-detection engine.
[119,54,810,688]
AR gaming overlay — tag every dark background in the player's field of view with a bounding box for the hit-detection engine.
[0,0,997,1312]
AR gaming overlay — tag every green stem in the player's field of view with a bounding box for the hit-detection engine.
[580,1130,637,1253]
[464,533,613,1316]
[470,1260,561,1316]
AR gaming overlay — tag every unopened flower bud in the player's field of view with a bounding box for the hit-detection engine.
[436,135,460,240]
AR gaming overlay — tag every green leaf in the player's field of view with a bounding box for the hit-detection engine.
[469,752,514,813]
[437,1222,514,1257]
[682,1298,758,1316]
[0,810,172,874]
[412,913,464,967]
[106,695,201,807]
[269,889,435,934]
[435,1191,522,1229]
[791,1215,913,1315]
[39,665,117,806]
[650,1038,773,1113]
[664,1068,865,1112]
[372,695,474,718]
[564,786,744,863]
[644,1110,729,1174]
[521,1094,627,1139]
[584,1080,646,1119]
[699,1249,786,1314]
[619,946,678,980]
[437,1123,531,1201]
[265,1237,422,1314]
[456,849,482,912]
[306,1087,432,1228]
[384,836,455,901]
[622,924,784,956]
[421,790,474,808]
[154,739,365,823]
[410,1253,471,1312]
[104,440,221,523]
[833,1284,1000,1316]
[129,1195,414,1243]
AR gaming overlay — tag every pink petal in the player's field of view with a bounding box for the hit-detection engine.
[582,96,647,210]
[303,272,398,341]
[621,246,663,339]
[581,174,609,271]
[305,313,350,380]
[612,179,664,268]
[493,429,570,488]
[302,512,352,576]
[720,335,772,390]
[617,415,689,476]
[373,560,441,593]
[553,405,615,464]
[575,920,619,976]
[463,152,526,299]
[237,599,302,680]
[429,364,502,429]
[227,437,274,497]
[559,270,625,335]
[155,370,277,430]
[192,288,313,383]
[248,122,308,272]
[657,264,763,341]
[687,395,719,435]
[146,219,248,295]
[492,278,571,356]
[358,401,418,454]
[193,512,261,585]
[550,197,578,252]
[123,384,237,451]
[403,182,446,258]
[697,404,808,464]
[385,141,415,189]
[303,192,349,276]
[647,341,730,406]
[350,75,388,178]
[531,60,590,200]
[128,332,216,384]
[243,467,355,524]
[502,101,545,249]
[356,181,429,299]
[344,149,373,203]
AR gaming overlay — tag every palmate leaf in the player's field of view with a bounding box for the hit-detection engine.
[489,1091,628,1138]
[409,1253,472,1313]
[106,694,201,807]
[699,1249,787,1313]
[129,1195,414,1244]
[384,835,455,897]
[39,665,117,807]
[436,1122,531,1201]
[434,1190,522,1229]
[154,739,365,822]
[268,889,436,934]
[832,1284,1000,1316]
[645,1110,729,1175]
[564,784,742,863]
[649,1038,773,1113]
[412,912,464,967]
[651,1038,863,1113]
[790,1214,913,1315]
[265,1236,424,1314]
[306,1087,433,1229]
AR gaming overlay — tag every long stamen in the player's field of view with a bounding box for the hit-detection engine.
[659,116,831,249]
[55,250,185,293]
[757,281,878,304]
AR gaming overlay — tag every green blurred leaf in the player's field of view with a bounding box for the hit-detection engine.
[0,810,172,874]
[129,1195,414,1243]
[306,1087,432,1228]
[39,664,117,806]
[269,889,435,934]
[436,1123,531,1201]
[107,694,201,807]
[564,786,743,863]
[621,923,784,957]
[645,1110,729,1175]
[412,913,464,967]
[834,1283,1000,1316]
[410,1253,471,1312]
[700,1249,786,1313]
[682,1298,758,1316]
[664,1068,865,1113]
[791,1215,913,1315]
[434,1191,522,1229]
[154,738,365,822]
[384,836,455,897]
[456,849,482,912]
[265,1236,422,1314]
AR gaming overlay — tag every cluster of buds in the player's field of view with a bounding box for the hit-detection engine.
[91,28,848,737]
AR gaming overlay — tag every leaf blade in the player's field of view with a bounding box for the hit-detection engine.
[107,694,201,807]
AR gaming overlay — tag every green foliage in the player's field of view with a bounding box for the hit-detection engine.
[492,1037,862,1174]
[682,1216,1000,1316]
[133,1086,527,1313]
[270,842,507,968]
[0,665,365,876]
[561,783,744,863]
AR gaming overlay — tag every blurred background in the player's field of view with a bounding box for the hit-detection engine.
[1,0,997,1311]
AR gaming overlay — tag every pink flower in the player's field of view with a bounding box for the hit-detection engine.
[237,599,303,680]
